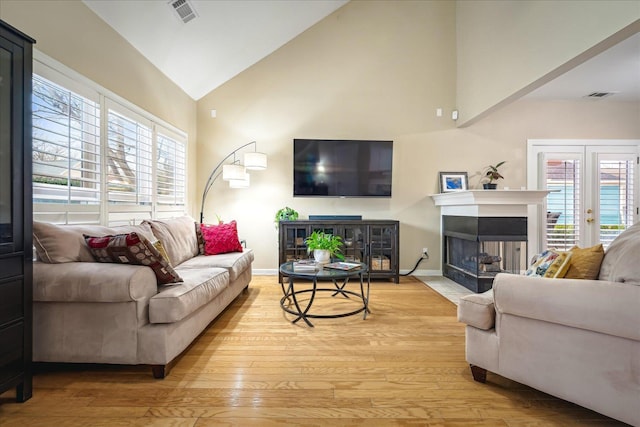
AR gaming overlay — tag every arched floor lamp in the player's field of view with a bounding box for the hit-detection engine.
[200,141,267,223]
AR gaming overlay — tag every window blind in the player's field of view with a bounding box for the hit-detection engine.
[32,75,101,206]
[106,108,153,206]
[545,158,581,251]
[156,131,186,206]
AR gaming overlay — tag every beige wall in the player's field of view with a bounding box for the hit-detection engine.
[197,0,640,274]
[456,0,640,126]
[197,0,458,273]
[0,0,198,212]
[1,0,638,273]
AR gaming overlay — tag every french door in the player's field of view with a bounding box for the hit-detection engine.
[528,140,639,252]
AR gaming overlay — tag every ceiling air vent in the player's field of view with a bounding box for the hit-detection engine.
[169,0,198,24]
[584,92,617,99]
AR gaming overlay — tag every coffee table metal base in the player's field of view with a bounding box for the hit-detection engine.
[279,267,370,327]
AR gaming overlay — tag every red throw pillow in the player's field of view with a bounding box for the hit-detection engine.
[200,221,243,255]
[84,232,183,285]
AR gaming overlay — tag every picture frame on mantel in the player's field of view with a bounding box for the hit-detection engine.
[439,172,468,193]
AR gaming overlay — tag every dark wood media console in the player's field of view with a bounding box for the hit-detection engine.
[278,219,399,283]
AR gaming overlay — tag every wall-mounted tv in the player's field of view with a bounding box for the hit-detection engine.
[293,139,393,197]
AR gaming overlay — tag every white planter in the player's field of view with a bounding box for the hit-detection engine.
[313,249,331,264]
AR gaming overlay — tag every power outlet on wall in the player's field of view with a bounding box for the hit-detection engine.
[422,247,429,257]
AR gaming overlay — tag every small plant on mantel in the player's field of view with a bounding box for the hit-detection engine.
[305,230,345,263]
[483,161,506,189]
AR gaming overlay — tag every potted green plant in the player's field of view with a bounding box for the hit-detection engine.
[274,207,299,229]
[304,230,344,264]
[483,161,506,189]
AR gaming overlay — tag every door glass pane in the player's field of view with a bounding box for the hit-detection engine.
[598,158,634,248]
[0,47,12,244]
[545,158,581,250]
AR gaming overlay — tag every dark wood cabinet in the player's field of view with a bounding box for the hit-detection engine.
[278,220,399,283]
[0,19,34,403]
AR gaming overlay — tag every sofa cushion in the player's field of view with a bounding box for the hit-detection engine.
[200,221,243,255]
[457,290,495,330]
[599,222,640,286]
[177,249,254,282]
[564,244,605,280]
[33,221,155,264]
[84,232,183,285]
[149,268,229,323]
[144,216,199,266]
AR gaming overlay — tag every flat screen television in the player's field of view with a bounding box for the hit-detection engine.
[293,139,393,197]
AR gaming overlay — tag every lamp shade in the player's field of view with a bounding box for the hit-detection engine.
[229,173,250,188]
[244,152,267,170]
[222,164,246,181]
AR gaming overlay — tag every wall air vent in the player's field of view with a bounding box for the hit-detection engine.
[584,92,617,99]
[169,0,198,24]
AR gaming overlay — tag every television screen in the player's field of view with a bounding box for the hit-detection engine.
[293,139,393,197]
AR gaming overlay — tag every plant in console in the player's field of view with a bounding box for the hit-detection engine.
[305,231,344,261]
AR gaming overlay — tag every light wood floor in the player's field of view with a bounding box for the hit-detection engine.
[0,276,626,426]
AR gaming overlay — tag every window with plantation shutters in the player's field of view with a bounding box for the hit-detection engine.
[106,107,153,205]
[544,156,581,251]
[32,75,101,206]
[32,52,188,226]
[596,155,635,247]
[529,140,638,254]
[156,131,186,206]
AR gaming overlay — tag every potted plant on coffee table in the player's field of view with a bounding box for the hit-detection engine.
[483,161,506,189]
[305,230,344,264]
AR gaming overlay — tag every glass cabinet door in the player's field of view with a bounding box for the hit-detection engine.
[282,225,311,261]
[342,225,366,262]
[369,225,394,272]
[0,44,12,247]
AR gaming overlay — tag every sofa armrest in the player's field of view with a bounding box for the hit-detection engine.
[34,261,158,303]
[493,273,640,341]
[457,290,495,330]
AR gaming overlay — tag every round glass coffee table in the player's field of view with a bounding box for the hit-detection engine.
[279,261,370,327]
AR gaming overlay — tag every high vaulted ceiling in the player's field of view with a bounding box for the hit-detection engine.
[84,0,639,103]
[83,0,348,100]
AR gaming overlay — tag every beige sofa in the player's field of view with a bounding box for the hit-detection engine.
[458,222,640,426]
[32,216,253,378]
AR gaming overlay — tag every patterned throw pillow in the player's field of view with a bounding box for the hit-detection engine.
[195,222,206,255]
[543,251,572,278]
[152,239,171,266]
[200,221,243,255]
[84,232,183,285]
[525,250,560,277]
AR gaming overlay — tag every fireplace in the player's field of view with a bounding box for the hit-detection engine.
[442,216,527,293]
[432,190,551,293]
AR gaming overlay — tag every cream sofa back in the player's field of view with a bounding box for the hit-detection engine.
[143,216,199,266]
[32,221,155,263]
[598,221,640,286]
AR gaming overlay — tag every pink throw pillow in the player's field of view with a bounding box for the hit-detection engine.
[200,221,243,255]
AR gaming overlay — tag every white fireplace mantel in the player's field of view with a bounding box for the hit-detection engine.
[431,190,551,217]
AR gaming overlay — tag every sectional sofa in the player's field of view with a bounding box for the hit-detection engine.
[31,216,253,378]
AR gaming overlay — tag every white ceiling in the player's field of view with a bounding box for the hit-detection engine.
[83,0,348,100]
[525,32,640,101]
[84,0,639,103]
